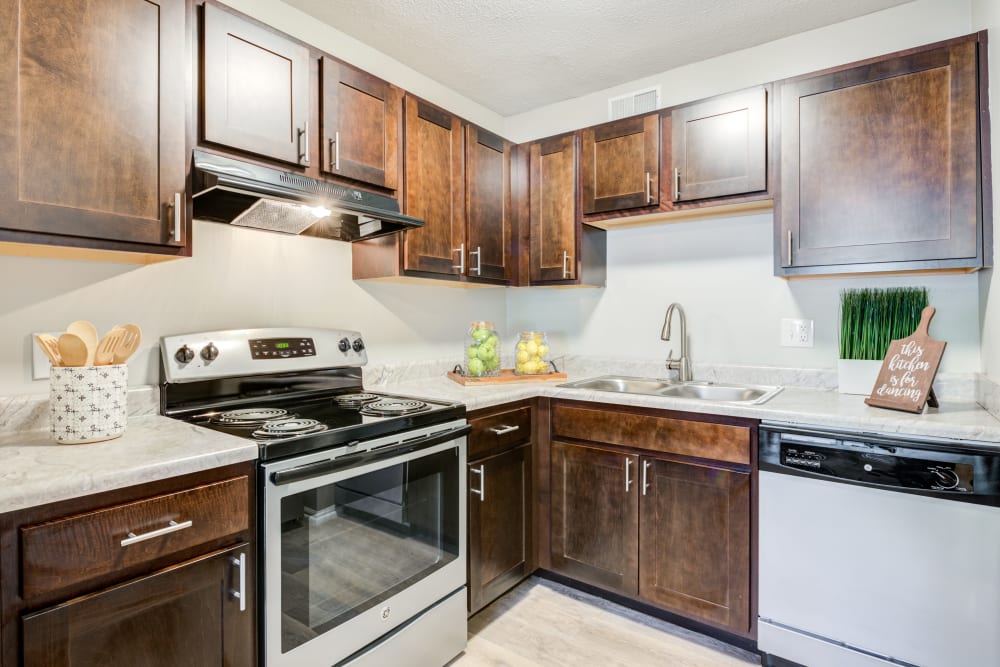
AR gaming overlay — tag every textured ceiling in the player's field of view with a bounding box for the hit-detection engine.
[285,0,912,116]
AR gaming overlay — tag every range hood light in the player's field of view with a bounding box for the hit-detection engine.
[304,205,331,219]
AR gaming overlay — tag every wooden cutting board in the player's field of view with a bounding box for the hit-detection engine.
[865,306,945,414]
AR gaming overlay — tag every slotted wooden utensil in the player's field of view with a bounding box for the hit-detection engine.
[57,333,89,367]
[95,327,125,365]
[67,320,98,366]
[112,324,142,365]
[33,334,62,367]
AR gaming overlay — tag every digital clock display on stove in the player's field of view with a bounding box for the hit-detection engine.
[249,338,315,359]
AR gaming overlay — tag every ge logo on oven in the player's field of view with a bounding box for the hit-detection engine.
[380,605,391,621]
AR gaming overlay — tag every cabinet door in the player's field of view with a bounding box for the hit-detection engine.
[468,444,532,614]
[22,544,254,667]
[672,87,767,202]
[466,126,511,282]
[403,96,465,275]
[0,0,187,248]
[582,114,659,213]
[639,458,750,633]
[529,136,577,282]
[779,40,979,269]
[321,57,399,189]
[202,2,310,166]
[551,441,638,596]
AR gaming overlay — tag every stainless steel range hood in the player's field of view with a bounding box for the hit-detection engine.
[191,150,423,242]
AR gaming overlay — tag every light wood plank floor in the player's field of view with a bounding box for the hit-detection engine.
[451,578,761,667]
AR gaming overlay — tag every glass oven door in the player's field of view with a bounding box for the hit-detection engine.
[262,422,468,667]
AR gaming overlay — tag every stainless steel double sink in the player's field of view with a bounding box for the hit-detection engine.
[559,375,783,405]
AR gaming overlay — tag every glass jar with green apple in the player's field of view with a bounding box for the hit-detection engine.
[464,321,501,377]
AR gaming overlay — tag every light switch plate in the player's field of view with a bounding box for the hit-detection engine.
[780,318,814,347]
[31,333,59,380]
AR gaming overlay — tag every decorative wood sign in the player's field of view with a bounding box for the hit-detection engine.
[865,306,945,414]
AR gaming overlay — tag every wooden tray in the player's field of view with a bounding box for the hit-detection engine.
[447,368,568,385]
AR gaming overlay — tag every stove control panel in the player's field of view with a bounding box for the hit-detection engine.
[160,327,367,383]
[250,337,316,360]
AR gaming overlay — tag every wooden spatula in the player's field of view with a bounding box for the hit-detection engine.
[112,324,142,365]
[95,327,125,365]
[57,333,90,367]
[34,334,62,367]
[67,320,98,366]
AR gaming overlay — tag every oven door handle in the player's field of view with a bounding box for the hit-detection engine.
[269,424,471,486]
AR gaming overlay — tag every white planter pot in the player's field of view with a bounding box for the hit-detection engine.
[838,359,882,396]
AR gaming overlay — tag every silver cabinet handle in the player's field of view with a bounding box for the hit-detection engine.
[625,457,633,492]
[120,519,192,547]
[328,131,340,171]
[673,167,681,201]
[787,229,793,266]
[230,552,246,612]
[172,192,182,243]
[490,424,519,435]
[470,464,485,501]
[561,250,571,278]
[453,242,465,273]
[642,460,651,496]
[645,171,652,204]
[298,122,310,165]
[470,246,482,275]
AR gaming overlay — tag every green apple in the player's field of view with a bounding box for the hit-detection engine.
[472,328,490,342]
[467,345,479,359]
[468,358,485,376]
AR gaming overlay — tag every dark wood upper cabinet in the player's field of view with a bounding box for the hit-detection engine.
[529,135,578,282]
[320,57,400,189]
[0,0,188,255]
[777,35,987,275]
[22,545,253,667]
[466,125,511,282]
[639,458,751,634]
[671,87,767,202]
[468,443,532,615]
[582,114,659,213]
[402,96,465,276]
[202,1,310,166]
[550,440,639,596]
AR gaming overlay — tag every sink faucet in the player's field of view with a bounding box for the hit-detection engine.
[661,302,692,382]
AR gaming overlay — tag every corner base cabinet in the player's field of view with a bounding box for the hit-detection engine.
[0,463,256,667]
[548,401,754,636]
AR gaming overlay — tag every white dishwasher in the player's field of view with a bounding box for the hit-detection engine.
[758,423,1000,667]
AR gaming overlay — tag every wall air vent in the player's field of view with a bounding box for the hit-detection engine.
[608,86,660,121]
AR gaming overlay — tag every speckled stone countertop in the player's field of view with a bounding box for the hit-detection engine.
[375,374,1000,446]
[0,415,257,514]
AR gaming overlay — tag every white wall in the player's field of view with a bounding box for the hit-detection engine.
[0,222,507,395]
[973,0,1000,381]
[505,0,986,376]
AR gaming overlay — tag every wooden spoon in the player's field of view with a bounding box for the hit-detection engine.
[57,333,90,367]
[112,324,142,365]
[33,334,62,367]
[94,327,125,365]
[67,320,98,366]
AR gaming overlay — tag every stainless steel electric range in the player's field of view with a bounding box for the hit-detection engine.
[159,327,469,667]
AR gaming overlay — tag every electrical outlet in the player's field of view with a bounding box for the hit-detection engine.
[31,332,60,380]
[780,318,814,348]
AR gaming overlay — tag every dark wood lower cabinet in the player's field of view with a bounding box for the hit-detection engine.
[550,441,639,596]
[639,458,750,633]
[22,544,253,666]
[468,444,532,614]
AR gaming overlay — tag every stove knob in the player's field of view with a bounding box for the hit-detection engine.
[174,345,195,364]
[200,342,219,362]
[931,467,960,489]
[352,338,365,352]
[338,337,351,353]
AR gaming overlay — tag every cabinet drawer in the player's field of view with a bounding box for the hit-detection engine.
[21,476,249,599]
[469,407,531,459]
[552,405,749,465]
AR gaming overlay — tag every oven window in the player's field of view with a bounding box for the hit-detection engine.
[279,447,459,653]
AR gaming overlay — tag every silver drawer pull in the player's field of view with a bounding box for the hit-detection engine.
[230,552,247,612]
[120,519,193,547]
[470,465,485,501]
[489,424,519,435]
